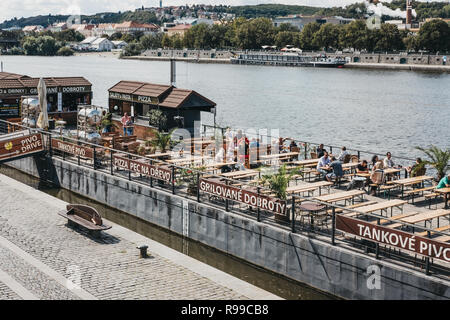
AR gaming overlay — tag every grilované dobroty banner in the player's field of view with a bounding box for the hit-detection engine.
[199,178,287,215]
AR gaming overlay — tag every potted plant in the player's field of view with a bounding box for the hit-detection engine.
[260,164,303,221]
[415,145,450,181]
[137,145,146,156]
[178,166,205,196]
[150,128,178,153]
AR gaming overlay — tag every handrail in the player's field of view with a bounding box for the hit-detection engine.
[1,119,449,275]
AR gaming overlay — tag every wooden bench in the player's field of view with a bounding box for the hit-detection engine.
[424,192,443,209]
[403,186,435,203]
[58,204,111,238]
[416,225,450,237]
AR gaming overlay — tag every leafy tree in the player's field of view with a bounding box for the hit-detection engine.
[109,32,123,41]
[22,36,39,55]
[121,33,136,43]
[161,33,172,48]
[277,23,300,33]
[312,23,341,51]
[57,46,74,56]
[415,145,450,181]
[403,34,418,52]
[122,42,143,56]
[339,20,368,51]
[235,17,275,49]
[140,33,163,49]
[36,36,60,56]
[274,31,297,48]
[374,23,404,52]
[416,19,450,53]
[54,29,84,42]
[299,22,321,50]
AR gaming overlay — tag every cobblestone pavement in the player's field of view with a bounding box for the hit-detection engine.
[0,175,261,300]
[0,280,22,300]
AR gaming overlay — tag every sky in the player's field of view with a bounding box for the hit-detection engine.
[0,0,447,23]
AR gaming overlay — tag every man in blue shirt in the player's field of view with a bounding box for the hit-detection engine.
[326,157,344,182]
[437,174,450,189]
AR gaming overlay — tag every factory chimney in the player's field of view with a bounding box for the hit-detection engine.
[406,0,412,25]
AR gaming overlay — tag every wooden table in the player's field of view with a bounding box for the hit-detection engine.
[347,199,407,217]
[391,175,434,198]
[260,152,299,163]
[314,190,365,204]
[220,169,259,179]
[399,209,450,228]
[145,152,173,159]
[436,188,450,209]
[167,155,211,164]
[292,159,319,166]
[298,202,326,230]
[286,181,333,196]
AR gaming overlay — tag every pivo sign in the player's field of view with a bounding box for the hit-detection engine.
[0,133,44,161]
[199,178,287,215]
[113,155,172,183]
[336,215,450,263]
[51,139,94,158]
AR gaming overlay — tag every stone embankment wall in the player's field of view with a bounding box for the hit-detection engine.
[137,49,447,66]
[6,156,450,300]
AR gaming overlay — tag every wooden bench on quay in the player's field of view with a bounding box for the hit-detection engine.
[58,204,111,238]
[113,135,140,153]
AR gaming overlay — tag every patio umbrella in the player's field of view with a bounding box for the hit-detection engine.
[36,78,49,130]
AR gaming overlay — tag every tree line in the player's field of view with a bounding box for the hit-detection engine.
[123,18,449,56]
[1,29,84,56]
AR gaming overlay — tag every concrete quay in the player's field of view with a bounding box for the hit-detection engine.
[0,173,280,300]
[5,156,450,300]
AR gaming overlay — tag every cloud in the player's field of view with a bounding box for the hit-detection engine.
[0,0,444,24]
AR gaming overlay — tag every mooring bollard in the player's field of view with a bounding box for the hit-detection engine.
[137,245,149,258]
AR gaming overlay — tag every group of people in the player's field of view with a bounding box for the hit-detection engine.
[99,110,134,137]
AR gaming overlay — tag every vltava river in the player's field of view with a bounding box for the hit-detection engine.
[1,54,449,160]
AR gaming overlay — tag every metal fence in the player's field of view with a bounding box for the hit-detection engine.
[1,119,449,278]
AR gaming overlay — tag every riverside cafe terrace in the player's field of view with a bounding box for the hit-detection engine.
[108,80,216,138]
[0,72,92,124]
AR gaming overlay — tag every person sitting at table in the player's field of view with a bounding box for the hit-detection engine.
[249,138,258,148]
[383,152,399,168]
[356,160,369,173]
[337,146,350,162]
[437,174,450,189]
[317,144,327,158]
[316,151,331,177]
[278,137,289,153]
[289,140,298,151]
[369,160,385,195]
[371,155,379,169]
[215,146,225,163]
[326,156,343,182]
[406,158,424,177]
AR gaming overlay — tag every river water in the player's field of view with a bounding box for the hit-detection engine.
[1,54,449,160]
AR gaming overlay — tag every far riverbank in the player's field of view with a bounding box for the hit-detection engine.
[121,55,450,73]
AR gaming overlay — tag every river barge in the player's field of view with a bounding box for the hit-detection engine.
[231,53,347,68]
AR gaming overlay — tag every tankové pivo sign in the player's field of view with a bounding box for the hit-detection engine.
[336,215,450,263]
[199,178,287,215]
[113,155,172,183]
[0,133,44,160]
[51,139,94,158]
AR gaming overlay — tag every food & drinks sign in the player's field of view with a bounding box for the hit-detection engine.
[336,215,450,263]
[199,178,287,215]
